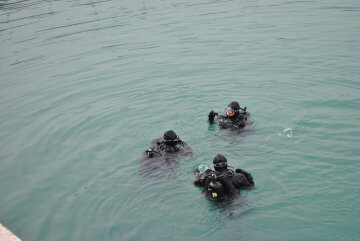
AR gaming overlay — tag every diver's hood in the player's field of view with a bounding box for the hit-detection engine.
[163,130,178,141]
[228,101,240,112]
[213,154,228,169]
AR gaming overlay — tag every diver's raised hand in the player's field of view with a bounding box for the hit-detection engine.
[145,148,154,158]
[208,110,218,123]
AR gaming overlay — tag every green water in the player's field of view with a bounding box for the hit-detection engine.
[1,0,360,240]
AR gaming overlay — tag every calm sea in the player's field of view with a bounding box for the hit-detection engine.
[1,0,359,240]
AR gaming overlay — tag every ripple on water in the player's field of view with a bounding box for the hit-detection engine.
[1,0,360,241]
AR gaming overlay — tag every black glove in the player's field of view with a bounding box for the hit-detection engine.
[208,110,218,123]
[145,148,154,158]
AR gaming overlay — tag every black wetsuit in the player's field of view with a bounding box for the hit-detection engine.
[144,137,193,158]
[194,168,254,199]
[209,111,250,130]
[140,137,193,176]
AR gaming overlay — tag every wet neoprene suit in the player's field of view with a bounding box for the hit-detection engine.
[144,137,193,158]
[209,111,250,129]
[195,168,254,197]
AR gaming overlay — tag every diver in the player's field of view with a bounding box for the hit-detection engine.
[208,101,250,129]
[144,130,192,158]
[194,154,254,200]
[140,130,193,177]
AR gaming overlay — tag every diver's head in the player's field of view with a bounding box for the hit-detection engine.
[213,154,228,171]
[163,130,179,146]
[225,101,240,117]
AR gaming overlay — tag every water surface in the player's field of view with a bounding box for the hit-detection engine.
[1,0,360,240]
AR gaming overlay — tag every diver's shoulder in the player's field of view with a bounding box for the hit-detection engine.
[151,137,163,145]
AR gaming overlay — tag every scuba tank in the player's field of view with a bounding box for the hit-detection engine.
[206,173,224,199]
